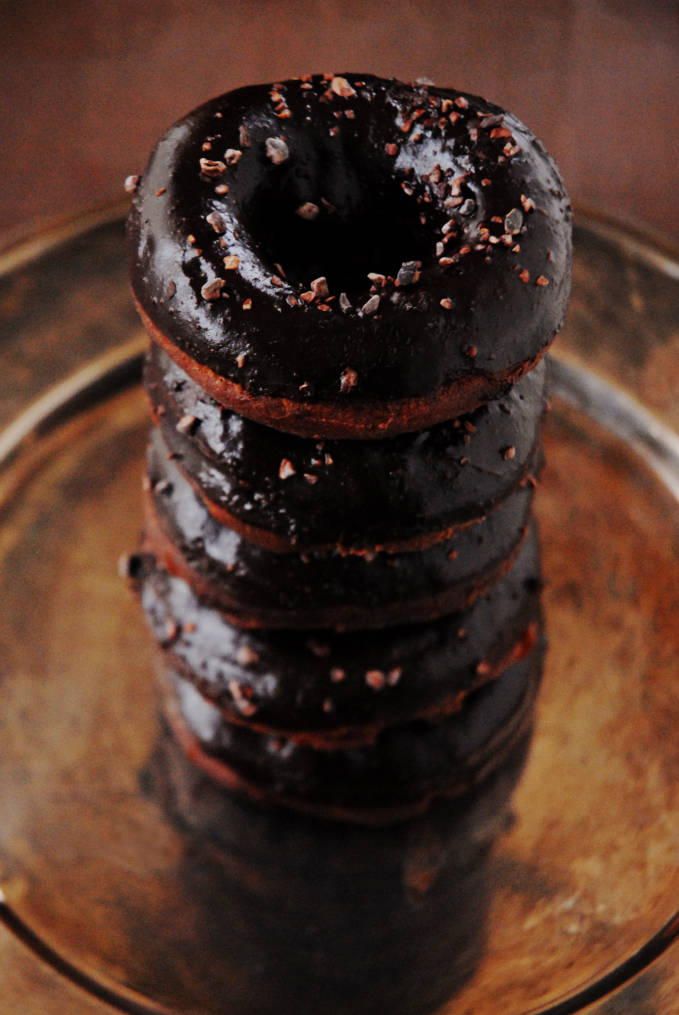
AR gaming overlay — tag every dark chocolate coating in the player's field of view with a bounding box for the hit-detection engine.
[161,641,542,822]
[144,428,538,629]
[146,344,547,552]
[136,525,541,742]
[128,74,571,437]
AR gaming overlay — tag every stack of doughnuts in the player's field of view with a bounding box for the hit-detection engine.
[127,73,571,825]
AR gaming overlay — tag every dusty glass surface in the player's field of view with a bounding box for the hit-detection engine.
[1,211,679,1014]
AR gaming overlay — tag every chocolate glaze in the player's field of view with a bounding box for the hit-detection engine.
[128,73,571,437]
[144,427,539,629]
[135,525,541,743]
[146,344,547,552]
[160,641,542,823]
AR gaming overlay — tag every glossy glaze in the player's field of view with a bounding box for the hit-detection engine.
[136,526,541,742]
[128,73,571,435]
[161,642,542,821]
[146,344,547,551]
[144,427,538,628]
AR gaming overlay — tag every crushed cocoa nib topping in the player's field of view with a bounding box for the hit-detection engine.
[339,292,352,312]
[304,472,318,484]
[176,413,198,435]
[490,126,512,140]
[238,124,250,148]
[200,278,225,300]
[278,458,296,480]
[235,352,246,368]
[310,276,329,299]
[228,680,257,717]
[265,137,289,164]
[124,174,140,194]
[365,669,385,690]
[242,298,252,310]
[519,269,530,283]
[330,667,346,683]
[361,294,380,315]
[206,210,227,234]
[296,201,320,220]
[396,261,421,286]
[236,644,260,667]
[224,148,242,165]
[223,255,240,270]
[385,142,399,156]
[504,208,523,234]
[503,445,516,460]
[199,158,226,178]
[214,183,229,195]
[340,366,358,392]
[322,699,334,713]
[536,275,550,286]
[520,194,535,212]
[479,113,503,128]
[330,75,357,98]
[440,297,453,310]
[163,618,179,644]
[386,667,402,686]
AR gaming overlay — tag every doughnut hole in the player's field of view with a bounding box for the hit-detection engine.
[239,140,433,295]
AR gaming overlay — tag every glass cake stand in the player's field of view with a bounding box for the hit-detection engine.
[1,206,679,1015]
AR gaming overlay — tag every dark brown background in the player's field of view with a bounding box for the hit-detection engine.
[2,0,678,250]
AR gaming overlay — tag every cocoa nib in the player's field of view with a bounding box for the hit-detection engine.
[340,366,358,392]
[265,137,289,164]
[199,158,226,178]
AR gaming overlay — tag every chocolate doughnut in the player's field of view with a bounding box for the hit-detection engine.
[146,344,547,552]
[128,74,571,438]
[160,642,543,824]
[135,525,542,744]
[143,427,539,629]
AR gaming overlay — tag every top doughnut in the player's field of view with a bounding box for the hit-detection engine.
[127,73,571,438]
